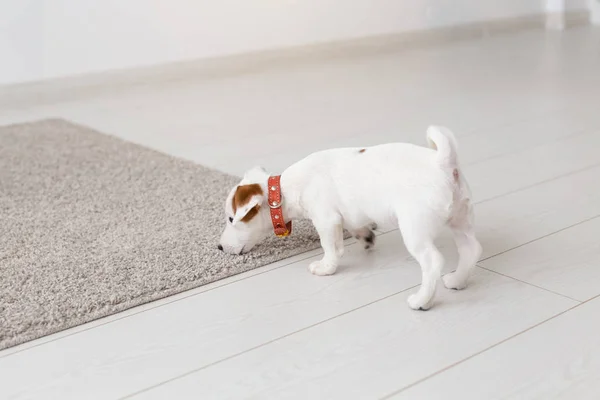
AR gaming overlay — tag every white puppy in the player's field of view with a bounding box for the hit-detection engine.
[219,126,482,310]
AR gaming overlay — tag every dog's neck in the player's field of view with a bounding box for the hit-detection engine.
[268,169,305,224]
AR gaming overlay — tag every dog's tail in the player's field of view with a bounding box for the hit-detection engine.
[426,125,459,168]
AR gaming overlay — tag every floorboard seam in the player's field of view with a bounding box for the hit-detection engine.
[118,261,581,399]
[120,214,600,398]
[479,214,600,263]
[5,194,599,359]
[477,266,582,303]
[118,287,417,399]
[0,241,345,359]
[476,161,600,205]
[380,293,600,399]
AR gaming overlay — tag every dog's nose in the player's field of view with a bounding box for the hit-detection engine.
[217,244,223,251]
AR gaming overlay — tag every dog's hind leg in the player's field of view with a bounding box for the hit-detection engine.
[398,209,445,310]
[444,200,482,290]
[352,225,376,250]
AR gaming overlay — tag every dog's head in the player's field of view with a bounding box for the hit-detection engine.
[218,167,272,254]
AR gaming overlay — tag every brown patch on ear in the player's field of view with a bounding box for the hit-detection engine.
[358,148,366,153]
[232,184,263,222]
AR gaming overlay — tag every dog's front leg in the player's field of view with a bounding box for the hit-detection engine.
[308,215,343,276]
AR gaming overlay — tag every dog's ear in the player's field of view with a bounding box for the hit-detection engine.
[243,166,269,183]
[232,184,264,224]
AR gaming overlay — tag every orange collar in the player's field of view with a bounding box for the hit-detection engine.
[268,175,292,237]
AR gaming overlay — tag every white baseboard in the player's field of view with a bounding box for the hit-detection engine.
[546,9,590,30]
[0,11,590,109]
[547,12,567,30]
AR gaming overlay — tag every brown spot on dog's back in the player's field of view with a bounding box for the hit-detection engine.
[453,169,459,182]
[232,183,263,222]
[359,148,366,153]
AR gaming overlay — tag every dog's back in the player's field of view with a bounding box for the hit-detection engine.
[286,127,467,231]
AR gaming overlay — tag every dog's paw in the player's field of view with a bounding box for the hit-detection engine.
[443,272,468,290]
[308,260,337,276]
[407,294,433,311]
[354,229,376,251]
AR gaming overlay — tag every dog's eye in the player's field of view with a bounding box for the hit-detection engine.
[228,217,233,223]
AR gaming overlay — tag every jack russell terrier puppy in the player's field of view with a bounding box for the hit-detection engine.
[219,126,482,310]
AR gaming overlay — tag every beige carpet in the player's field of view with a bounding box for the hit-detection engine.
[0,119,324,350]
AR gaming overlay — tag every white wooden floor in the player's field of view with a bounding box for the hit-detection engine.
[1,26,600,400]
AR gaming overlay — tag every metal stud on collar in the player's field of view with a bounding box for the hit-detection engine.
[268,199,282,209]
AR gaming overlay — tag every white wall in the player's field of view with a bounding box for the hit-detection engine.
[590,0,600,24]
[0,0,589,84]
[545,0,589,11]
[0,0,44,85]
